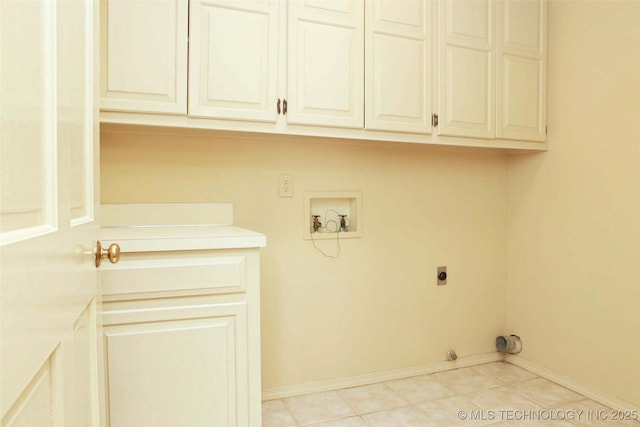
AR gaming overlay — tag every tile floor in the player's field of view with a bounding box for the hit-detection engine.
[262,362,640,427]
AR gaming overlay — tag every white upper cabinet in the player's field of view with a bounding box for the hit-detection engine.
[437,0,495,139]
[437,0,546,141]
[365,0,432,134]
[100,0,548,149]
[497,0,547,141]
[100,0,188,114]
[287,0,364,128]
[189,0,279,122]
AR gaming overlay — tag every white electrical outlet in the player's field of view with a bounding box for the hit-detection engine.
[279,174,293,197]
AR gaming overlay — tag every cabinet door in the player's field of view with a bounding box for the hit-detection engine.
[100,0,188,114]
[287,0,364,128]
[437,0,495,139]
[496,0,546,142]
[189,0,279,122]
[365,0,432,134]
[103,304,249,427]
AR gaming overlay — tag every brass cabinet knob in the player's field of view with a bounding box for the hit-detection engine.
[95,241,121,267]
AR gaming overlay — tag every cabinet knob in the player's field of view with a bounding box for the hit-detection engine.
[95,241,121,267]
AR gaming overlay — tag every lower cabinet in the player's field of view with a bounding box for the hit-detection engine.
[99,248,262,427]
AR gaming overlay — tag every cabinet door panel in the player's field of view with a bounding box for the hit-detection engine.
[449,0,490,43]
[101,253,247,297]
[446,46,492,132]
[287,0,364,128]
[366,0,432,134]
[503,0,542,53]
[501,56,542,129]
[104,304,248,427]
[497,0,546,141]
[189,0,279,122]
[100,0,188,114]
[438,0,495,139]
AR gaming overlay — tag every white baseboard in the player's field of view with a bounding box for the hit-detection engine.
[505,354,640,412]
[262,352,504,401]
[262,351,640,413]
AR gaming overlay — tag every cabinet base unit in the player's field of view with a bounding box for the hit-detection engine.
[98,204,266,427]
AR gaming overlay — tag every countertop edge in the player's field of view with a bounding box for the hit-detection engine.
[100,226,267,252]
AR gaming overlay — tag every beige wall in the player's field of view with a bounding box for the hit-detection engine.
[101,130,508,389]
[100,0,640,408]
[507,0,640,407]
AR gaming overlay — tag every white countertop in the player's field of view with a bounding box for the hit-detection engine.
[99,203,266,252]
[100,225,267,252]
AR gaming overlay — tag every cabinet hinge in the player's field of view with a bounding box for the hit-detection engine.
[432,113,439,127]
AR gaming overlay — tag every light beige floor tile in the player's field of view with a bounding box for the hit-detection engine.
[467,386,542,411]
[284,391,355,425]
[508,378,584,408]
[551,398,605,425]
[272,366,632,427]
[385,374,456,404]
[505,419,581,427]
[553,399,640,426]
[489,406,582,426]
[581,417,640,427]
[362,406,437,427]
[305,416,366,426]
[471,362,538,384]
[262,399,298,427]
[415,394,489,426]
[336,383,407,415]
[431,367,502,394]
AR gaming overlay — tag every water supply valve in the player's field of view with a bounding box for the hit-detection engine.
[312,215,322,233]
[339,215,349,232]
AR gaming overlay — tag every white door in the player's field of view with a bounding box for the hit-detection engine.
[287,0,364,128]
[1,0,100,425]
[365,0,432,134]
[100,0,188,114]
[437,0,495,139]
[188,0,279,122]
